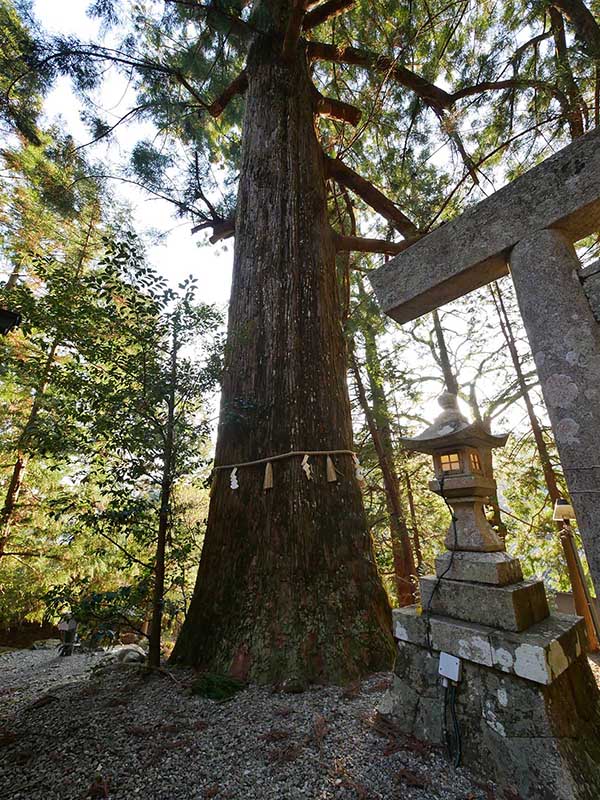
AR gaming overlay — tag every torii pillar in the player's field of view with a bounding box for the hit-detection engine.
[370,127,600,597]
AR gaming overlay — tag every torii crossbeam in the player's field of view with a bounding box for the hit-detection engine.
[370,127,600,596]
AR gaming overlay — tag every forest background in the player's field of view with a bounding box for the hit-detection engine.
[1,0,598,658]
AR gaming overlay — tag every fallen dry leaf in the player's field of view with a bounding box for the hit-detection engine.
[0,730,16,747]
[341,680,361,700]
[395,767,430,788]
[259,728,291,743]
[26,694,58,711]
[267,743,304,764]
[87,776,110,799]
[313,713,328,748]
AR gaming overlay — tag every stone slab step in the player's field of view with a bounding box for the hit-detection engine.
[392,606,586,685]
[435,550,523,586]
[419,575,549,632]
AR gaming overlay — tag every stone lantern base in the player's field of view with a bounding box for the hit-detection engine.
[379,603,600,799]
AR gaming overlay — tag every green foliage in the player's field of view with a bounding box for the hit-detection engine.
[43,578,150,639]
[0,0,45,142]
[190,672,246,701]
[0,124,222,636]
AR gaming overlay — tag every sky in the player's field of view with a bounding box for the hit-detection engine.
[31,0,234,308]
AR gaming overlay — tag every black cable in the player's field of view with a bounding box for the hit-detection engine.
[442,683,463,768]
[424,472,459,652]
[449,683,462,768]
[425,471,463,769]
[443,683,449,751]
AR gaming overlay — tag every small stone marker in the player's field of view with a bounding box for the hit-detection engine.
[378,395,600,798]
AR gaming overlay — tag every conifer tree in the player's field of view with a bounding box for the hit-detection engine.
[6,0,598,682]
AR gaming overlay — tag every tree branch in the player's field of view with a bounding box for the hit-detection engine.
[307,41,451,112]
[551,0,600,58]
[313,88,361,124]
[334,233,418,255]
[207,70,248,117]
[308,40,574,122]
[303,0,355,30]
[511,30,553,70]
[72,104,152,152]
[192,217,236,243]
[2,551,62,559]
[209,218,236,243]
[95,527,152,570]
[164,0,254,39]
[450,78,571,114]
[325,155,420,238]
[549,6,587,137]
[282,0,308,62]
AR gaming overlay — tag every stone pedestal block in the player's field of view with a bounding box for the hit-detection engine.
[435,550,523,585]
[379,639,600,799]
[393,607,587,685]
[420,575,549,632]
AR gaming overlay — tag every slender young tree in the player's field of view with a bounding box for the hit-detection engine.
[349,278,416,607]
[75,238,222,667]
[490,280,600,649]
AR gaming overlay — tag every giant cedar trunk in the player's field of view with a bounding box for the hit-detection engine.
[172,24,393,683]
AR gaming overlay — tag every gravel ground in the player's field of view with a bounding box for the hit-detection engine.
[0,648,495,800]
[0,647,105,717]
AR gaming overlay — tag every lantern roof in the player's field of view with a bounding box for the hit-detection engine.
[400,392,508,455]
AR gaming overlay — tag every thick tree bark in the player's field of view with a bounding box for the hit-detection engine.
[172,14,393,684]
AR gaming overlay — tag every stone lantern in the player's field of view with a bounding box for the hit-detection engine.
[399,392,523,586]
[401,392,507,551]
[379,392,600,798]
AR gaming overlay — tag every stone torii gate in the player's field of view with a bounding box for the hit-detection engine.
[370,127,600,596]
